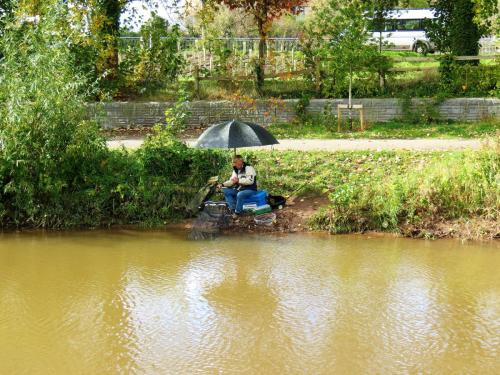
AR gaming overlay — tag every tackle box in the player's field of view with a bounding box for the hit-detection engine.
[253,204,272,215]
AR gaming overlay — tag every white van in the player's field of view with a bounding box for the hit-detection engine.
[370,8,436,53]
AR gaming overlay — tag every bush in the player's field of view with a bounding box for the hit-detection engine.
[120,13,184,95]
[139,126,229,185]
[0,9,229,228]
[0,9,107,227]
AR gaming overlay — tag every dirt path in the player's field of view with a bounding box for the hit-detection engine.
[107,138,484,151]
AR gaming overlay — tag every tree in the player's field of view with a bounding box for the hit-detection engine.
[131,13,184,91]
[211,0,307,95]
[68,0,125,89]
[472,0,499,37]
[306,0,380,128]
[0,6,106,226]
[362,0,402,89]
[425,0,484,56]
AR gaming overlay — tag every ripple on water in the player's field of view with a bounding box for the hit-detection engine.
[0,231,499,374]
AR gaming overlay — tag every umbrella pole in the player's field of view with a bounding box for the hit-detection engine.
[233,148,236,156]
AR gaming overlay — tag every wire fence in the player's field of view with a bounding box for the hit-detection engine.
[190,54,499,98]
[119,35,500,71]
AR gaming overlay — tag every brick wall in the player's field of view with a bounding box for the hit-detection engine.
[90,98,499,129]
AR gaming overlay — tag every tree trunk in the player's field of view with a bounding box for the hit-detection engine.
[256,18,267,96]
[348,64,352,131]
[96,0,121,85]
[378,31,385,91]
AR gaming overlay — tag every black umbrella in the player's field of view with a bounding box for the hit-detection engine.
[194,119,279,153]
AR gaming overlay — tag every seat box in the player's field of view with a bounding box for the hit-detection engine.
[241,190,268,206]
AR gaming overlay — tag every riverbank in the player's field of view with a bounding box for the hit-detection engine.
[219,206,499,241]
[231,145,499,241]
[1,126,498,240]
[179,193,498,241]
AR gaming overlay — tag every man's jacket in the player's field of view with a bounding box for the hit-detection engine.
[222,163,257,191]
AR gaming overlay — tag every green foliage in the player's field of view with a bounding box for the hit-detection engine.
[295,93,311,122]
[438,55,498,96]
[120,13,183,95]
[310,145,499,235]
[139,127,228,185]
[163,89,191,136]
[399,95,442,124]
[0,9,107,227]
[471,0,499,36]
[0,0,13,37]
[0,8,230,228]
[268,118,500,139]
[425,0,483,56]
[303,0,391,98]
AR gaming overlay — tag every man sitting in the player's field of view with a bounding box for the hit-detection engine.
[218,155,257,216]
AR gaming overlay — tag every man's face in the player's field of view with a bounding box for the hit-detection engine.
[233,159,243,169]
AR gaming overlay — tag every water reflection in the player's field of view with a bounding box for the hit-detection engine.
[0,231,498,374]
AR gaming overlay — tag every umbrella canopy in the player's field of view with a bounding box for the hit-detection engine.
[194,120,279,149]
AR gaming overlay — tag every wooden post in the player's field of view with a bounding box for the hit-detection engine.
[360,107,365,131]
[337,105,341,132]
[379,69,386,91]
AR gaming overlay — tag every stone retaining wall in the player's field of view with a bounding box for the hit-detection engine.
[91,98,499,129]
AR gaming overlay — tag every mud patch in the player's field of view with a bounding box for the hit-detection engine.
[225,194,330,234]
[401,217,500,241]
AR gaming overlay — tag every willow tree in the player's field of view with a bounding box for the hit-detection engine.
[212,0,307,95]
[0,0,13,53]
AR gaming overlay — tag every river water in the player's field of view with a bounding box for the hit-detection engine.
[0,230,499,374]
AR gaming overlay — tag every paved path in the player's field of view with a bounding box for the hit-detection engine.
[107,138,484,151]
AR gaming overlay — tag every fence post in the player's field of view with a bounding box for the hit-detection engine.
[379,70,386,91]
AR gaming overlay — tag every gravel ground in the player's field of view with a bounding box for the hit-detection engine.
[107,138,484,151]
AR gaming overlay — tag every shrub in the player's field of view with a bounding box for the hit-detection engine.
[120,13,184,95]
[0,9,228,228]
[0,8,107,227]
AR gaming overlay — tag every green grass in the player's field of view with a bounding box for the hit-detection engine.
[241,141,499,237]
[268,119,500,139]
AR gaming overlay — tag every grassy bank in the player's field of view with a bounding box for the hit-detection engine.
[1,134,498,239]
[268,119,500,139]
[242,141,499,239]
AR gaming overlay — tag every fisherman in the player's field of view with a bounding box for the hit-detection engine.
[218,155,257,217]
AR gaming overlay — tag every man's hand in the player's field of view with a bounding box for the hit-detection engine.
[216,183,223,189]
[230,176,239,184]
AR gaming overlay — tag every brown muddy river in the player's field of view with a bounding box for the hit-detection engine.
[0,231,499,374]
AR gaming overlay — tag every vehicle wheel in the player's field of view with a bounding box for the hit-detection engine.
[414,42,428,55]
